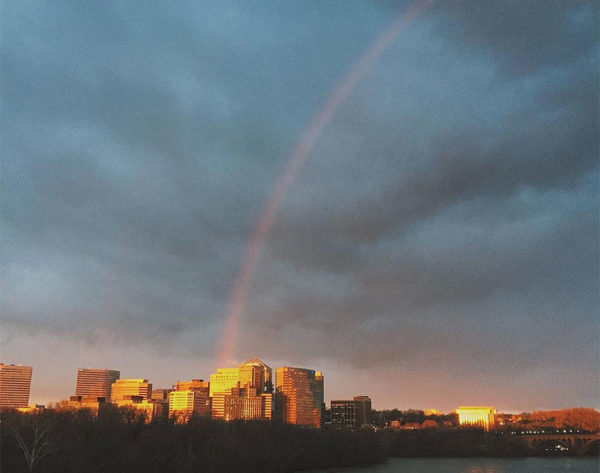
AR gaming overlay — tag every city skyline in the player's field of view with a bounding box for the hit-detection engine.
[2,1,598,414]
[2,358,598,416]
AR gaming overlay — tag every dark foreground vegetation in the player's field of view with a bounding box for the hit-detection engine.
[1,409,384,473]
[1,409,598,473]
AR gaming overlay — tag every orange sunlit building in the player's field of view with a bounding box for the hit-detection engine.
[114,396,158,421]
[239,358,273,391]
[168,390,210,422]
[222,386,263,421]
[151,388,174,401]
[75,368,120,401]
[110,379,152,403]
[175,379,210,394]
[67,395,107,414]
[209,358,273,421]
[275,367,323,428]
[456,406,496,431]
[209,368,238,419]
[0,364,33,410]
[169,378,211,421]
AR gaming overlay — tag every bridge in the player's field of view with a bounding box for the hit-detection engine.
[517,433,600,455]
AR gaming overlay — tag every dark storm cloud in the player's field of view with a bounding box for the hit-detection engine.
[238,0,598,405]
[1,0,597,408]
[1,0,391,349]
[431,0,597,75]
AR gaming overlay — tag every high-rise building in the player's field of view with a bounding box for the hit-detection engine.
[221,385,263,421]
[169,390,211,422]
[0,364,33,410]
[456,406,496,431]
[275,367,323,428]
[171,379,210,421]
[75,368,120,401]
[209,368,239,398]
[110,379,152,403]
[353,396,372,428]
[239,358,273,393]
[261,393,273,421]
[331,400,356,430]
[314,371,324,411]
[209,359,273,421]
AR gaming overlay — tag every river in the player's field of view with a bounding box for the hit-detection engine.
[313,457,600,472]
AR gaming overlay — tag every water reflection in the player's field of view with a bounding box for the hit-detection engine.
[316,457,600,473]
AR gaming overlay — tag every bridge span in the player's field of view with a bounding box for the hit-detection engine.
[518,433,600,455]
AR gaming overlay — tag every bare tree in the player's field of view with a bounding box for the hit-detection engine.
[9,417,54,472]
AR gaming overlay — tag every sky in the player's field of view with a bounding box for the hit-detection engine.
[1,0,598,412]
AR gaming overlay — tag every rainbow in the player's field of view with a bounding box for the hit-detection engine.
[217,0,433,367]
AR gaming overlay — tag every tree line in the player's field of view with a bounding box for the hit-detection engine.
[1,408,384,473]
[2,407,598,472]
[371,407,600,432]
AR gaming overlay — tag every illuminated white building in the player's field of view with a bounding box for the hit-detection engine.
[456,406,496,431]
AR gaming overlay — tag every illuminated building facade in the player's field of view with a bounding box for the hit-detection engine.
[175,379,209,394]
[113,395,157,421]
[67,395,107,414]
[75,368,120,401]
[456,406,496,431]
[110,379,152,403]
[209,368,239,399]
[239,358,273,392]
[169,390,211,422]
[261,393,273,421]
[209,359,273,421]
[424,409,441,416]
[222,386,263,421]
[16,404,44,413]
[173,378,210,419]
[0,364,33,409]
[275,367,323,428]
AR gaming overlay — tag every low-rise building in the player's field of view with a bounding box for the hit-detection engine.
[151,388,174,401]
[114,395,157,421]
[330,396,372,430]
[67,395,108,414]
[111,379,152,403]
[456,406,496,431]
[331,400,356,430]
